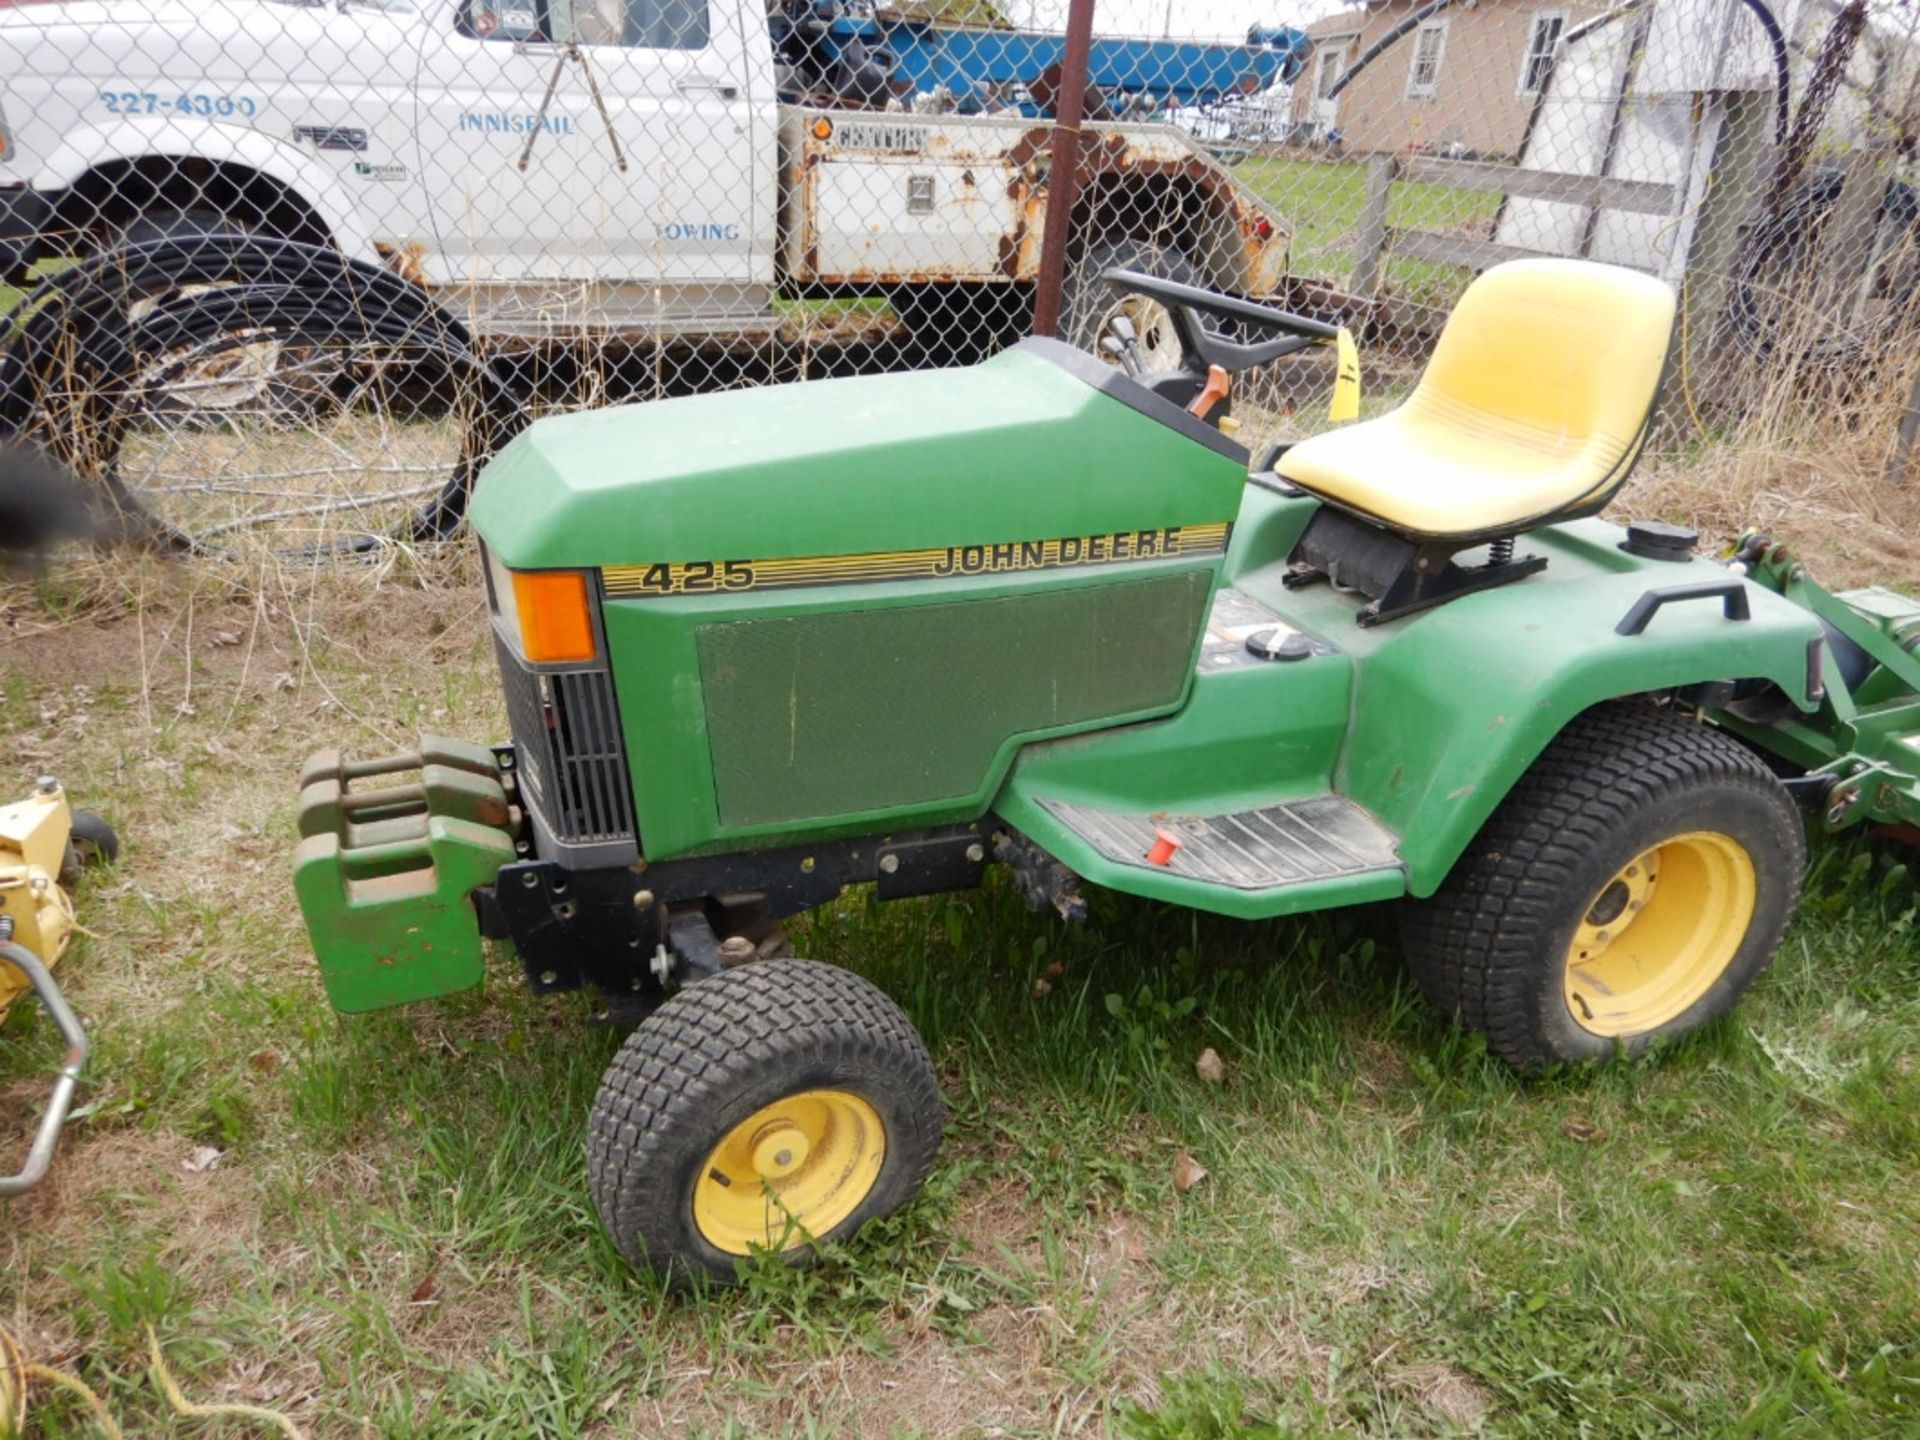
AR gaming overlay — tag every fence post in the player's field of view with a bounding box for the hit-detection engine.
[1890,365,1920,486]
[1030,0,1099,338]
[1822,145,1898,332]
[1679,90,1771,371]
[1349,154,1398,300]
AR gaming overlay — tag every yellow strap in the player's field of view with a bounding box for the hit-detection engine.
[0,1318,305,1440]
[147,1328,306,1439]
[1328,327,1362,423]
[23,1363,125,1440]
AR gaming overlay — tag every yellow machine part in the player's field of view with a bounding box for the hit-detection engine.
[0,785,77,1021]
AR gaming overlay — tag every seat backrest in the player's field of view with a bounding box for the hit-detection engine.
[1410,258,1676,505]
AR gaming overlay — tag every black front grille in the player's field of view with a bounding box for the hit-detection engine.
[496,635,635,846]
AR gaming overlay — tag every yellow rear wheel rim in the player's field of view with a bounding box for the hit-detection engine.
[691,1089,885,1256]
[1563,831,1757,1037]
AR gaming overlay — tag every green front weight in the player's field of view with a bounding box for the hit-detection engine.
[294,736,519,1013]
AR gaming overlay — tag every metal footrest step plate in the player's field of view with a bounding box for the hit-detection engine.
[1036,794,1400,891]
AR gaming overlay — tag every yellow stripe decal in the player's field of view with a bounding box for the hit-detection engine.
[601,524,1231,599]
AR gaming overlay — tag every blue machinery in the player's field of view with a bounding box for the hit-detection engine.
[770,2,1311,116]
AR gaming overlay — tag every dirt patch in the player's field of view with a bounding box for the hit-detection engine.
[621,1192,1201,1438]
[9,1129,256,1253]
[1395,1361,1493,1429]
[1,570,486,695]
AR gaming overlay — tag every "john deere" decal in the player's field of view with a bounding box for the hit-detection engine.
[601,524,1229,599]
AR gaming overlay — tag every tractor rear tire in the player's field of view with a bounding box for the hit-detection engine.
[588,957,943,1285]
[1401,703,1805,1069]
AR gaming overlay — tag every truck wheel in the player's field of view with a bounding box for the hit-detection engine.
[116,206,248,254]
[1061,238,1202,370]
[1401,704,1805,1069]
[588,957,943,1284]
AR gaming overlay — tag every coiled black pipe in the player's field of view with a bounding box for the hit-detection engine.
[1738,0,1794,149]
[0,234,527,551]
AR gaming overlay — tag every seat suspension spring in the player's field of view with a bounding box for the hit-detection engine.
[1487,536,1515,566]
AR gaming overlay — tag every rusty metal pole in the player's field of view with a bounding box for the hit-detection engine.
[1030,0,1098,337]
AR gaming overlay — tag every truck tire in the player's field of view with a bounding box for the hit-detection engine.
[1060,238,1202,369]
[1727,171,1919,361]
[588,957,944,1285]
[116,206,250,254]
[1401,703,1805,1070]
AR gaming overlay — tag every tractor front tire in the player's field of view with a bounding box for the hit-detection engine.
[1402,703,1805,1069]
[588,957,943,1285]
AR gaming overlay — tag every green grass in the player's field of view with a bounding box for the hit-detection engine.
[0,572,1917,1437]
[2,256,79,320]
[1234,154,1502,306]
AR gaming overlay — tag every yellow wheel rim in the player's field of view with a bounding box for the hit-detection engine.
[1563,831,1758,1037]
[691,1089,886,1256]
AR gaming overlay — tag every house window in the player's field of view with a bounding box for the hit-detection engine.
[1317,39,1353,100]
[1520,12,1566,95]
[1406,19,1449,99]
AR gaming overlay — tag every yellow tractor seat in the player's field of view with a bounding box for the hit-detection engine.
[1276,258,1677,541]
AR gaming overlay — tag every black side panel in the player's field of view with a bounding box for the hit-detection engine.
[1014,336,1250,465]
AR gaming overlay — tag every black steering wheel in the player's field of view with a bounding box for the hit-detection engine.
[1101,268,1339,372]
[1098,269,1341,419]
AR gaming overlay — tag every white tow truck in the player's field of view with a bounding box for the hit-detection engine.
[0,0,1296,351]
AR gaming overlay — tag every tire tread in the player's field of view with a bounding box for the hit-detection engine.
[1402,702,1804,1068]
[588,958,943,1280]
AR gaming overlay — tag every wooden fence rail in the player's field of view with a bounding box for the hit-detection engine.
[1347,153,1680,302]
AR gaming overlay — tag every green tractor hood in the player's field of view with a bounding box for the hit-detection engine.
[468,341,1249,570]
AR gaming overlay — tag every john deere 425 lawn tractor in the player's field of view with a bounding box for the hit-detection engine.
[294,258,1920,1282]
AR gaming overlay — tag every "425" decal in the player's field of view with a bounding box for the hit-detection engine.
[613,560,756,596]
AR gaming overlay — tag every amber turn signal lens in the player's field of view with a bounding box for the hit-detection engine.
[811,117,833,140]
[511,569,597,664]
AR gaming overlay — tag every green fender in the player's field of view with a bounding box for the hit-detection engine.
[1329,522,1824,894]
[995,504,1823,918]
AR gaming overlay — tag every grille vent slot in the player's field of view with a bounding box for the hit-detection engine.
[496,634,635,845]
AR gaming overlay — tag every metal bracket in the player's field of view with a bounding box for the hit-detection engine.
[875,833,990,901]
[666,910,726,987]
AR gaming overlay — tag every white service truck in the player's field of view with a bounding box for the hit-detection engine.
[0,0,1294,352]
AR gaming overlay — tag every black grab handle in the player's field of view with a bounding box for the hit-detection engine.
[1615,579,1753,636]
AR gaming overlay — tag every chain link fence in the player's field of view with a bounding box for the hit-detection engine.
[2,0,1915,553]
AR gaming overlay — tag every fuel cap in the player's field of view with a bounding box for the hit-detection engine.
[1621,520,1699,561]
[1246,628,1314,661]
